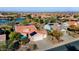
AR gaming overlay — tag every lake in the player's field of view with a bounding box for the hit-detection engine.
[0,17,25,24]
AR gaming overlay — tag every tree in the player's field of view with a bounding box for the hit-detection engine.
[8,32,21,50]
[32,17,40,23]
[0,43,6,51]
[27,14,32,19]
[40,19,44,24]
[44,19,49,24]
[49,16,57,23]
[74,15,79,18]
[1,25,12,30]
[20,20,30,25]
[50,30,63,42]
[9,32,21,43]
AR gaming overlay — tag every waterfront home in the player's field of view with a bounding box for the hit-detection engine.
[15,25,37,36]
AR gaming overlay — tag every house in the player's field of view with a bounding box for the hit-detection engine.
[68,20,78,26]
[15,25,37,36]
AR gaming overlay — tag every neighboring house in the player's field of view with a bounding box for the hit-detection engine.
[53,23,61,30]
[68,20,78,26]
[44,24,51,31]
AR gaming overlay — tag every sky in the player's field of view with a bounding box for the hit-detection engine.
[0,7,79,12]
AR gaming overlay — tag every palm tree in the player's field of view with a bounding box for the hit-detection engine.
[49,16,57,23]
[8,32,21,49]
